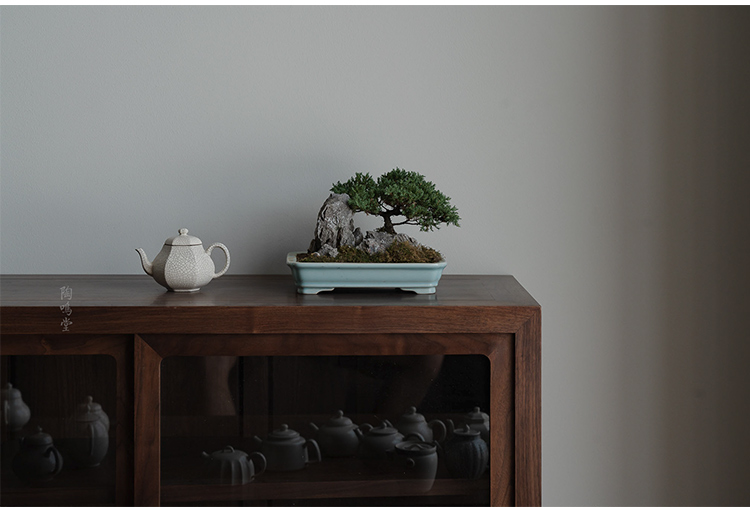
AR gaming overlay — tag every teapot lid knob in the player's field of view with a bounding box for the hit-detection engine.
[165,229,202,246]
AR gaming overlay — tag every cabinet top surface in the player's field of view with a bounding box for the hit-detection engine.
[0,274,538,308]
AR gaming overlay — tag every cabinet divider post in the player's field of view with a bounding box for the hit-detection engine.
[134,334,162,506]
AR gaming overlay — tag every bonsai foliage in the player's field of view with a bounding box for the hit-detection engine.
[330,168,460,235]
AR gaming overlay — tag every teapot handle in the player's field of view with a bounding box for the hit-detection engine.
[45,446,64,476]
[206,243,231,279]
[429,419,447,443]
[248,451,267,476]
[358,423,373,434]
[306,438,322,463]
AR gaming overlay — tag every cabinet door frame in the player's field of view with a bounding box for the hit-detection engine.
[1,334,135,507]
[137,319,541,507]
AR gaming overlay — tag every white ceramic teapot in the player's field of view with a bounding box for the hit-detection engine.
[309,410,369,458]
[67,396,109,468]
[201,446,266,485]
[136,229,230,292]
[253,424,321,471]
[2,383,31,432]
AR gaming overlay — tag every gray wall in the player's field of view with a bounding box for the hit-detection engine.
[2,6,748,505]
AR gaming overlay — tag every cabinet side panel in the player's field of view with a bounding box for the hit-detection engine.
[515,310,541,506]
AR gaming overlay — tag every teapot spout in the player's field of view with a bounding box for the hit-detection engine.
[135,248,153,276]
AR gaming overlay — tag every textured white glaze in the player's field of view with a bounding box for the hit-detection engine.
[137,230,230,292]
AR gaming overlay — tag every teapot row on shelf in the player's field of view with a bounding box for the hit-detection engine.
[202,407,490,489]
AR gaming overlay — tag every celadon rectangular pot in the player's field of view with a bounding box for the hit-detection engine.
[286,252,447,295]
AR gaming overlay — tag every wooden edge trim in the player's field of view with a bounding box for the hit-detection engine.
[514,308,541,506]
[1,305,538,335]
[134,334,162,507]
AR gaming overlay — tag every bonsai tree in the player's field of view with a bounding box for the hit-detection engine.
[330,168,460,235]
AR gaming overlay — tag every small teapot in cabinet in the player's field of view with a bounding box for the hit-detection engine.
[11,427,63,484]
[394,406,446,443]
[201,446,266,485]
[137,228,230,292]
[253,424,321,471]
[442,424,489,479]
[67,396,109,468]
[2,383,31,432]
[447,406,490,446]
[355,421,424,461]
[309,410,369,458]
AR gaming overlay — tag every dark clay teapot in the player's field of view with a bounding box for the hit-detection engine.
[447,406,490,446]
[11,427,63,484]
[442,424,489,479]
[355,421,425,461]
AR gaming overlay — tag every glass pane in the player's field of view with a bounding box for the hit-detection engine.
[161,354,490,506]
[1,355,117,506]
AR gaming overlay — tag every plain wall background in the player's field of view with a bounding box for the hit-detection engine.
[2,6,749,505]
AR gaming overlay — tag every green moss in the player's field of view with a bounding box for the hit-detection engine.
[297,241,444,263]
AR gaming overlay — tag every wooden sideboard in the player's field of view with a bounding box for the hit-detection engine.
[0,275,540,506]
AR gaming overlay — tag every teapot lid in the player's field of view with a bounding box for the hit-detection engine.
[268,424,301,440]
[324,410,355,428]
[453,424,481,438]
[2,382,22,400]
[164,229,202,246]
[465,407,489,423]
[368,422,400,437]
[24,427,54,446]
[399,406,425,424]
[205,445,247,462]
[395,440,437,456]
[74,396,104,422]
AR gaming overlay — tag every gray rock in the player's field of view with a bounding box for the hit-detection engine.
[354,227,364,246]
[358,231,419,256]
[316,244,339,258]
[309,193,357,253]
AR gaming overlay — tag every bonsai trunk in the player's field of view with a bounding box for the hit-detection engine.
[381,213,396,235]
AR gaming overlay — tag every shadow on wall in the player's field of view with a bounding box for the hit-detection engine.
[619,7,750,505]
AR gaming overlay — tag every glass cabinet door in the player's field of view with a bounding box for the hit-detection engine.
[1,355,117,506]
[160,354,491,506]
